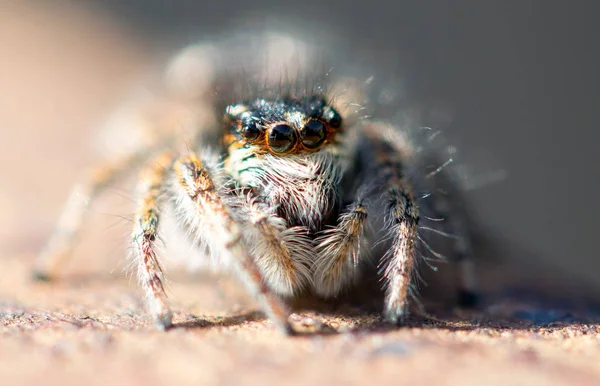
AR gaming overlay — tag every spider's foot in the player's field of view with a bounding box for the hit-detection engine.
[288,313,332,335]
[32,270,55,282]
[153,310,173,330]
[269,316,296,336]
[32,249,71,282]
[457,289,481,308]
[282,322,298,336]
[384,303,409,327]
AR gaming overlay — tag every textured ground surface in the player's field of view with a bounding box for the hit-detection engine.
[2,253,600,386]
[3,3,600,386]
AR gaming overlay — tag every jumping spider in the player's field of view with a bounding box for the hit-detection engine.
[34,33,478,333]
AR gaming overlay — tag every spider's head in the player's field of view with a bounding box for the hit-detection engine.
[223,94,343,156]
[222,93,351,228]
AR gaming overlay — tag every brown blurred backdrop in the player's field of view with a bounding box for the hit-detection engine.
[2,0,600,307]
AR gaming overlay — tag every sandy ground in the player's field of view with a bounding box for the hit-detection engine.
[2,3,600,386]
[3,251,600,386]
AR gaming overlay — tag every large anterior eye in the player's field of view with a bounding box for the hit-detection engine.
[300,119,326,149]
[268,124,296,153]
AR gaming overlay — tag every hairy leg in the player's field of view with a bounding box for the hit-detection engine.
[236,195,313,296]
[34,150,154,280]
[381,184,419,324]
[172,152,293,334]
[313,201,369,297]
[369,138,420,324]
[131,151,174,329]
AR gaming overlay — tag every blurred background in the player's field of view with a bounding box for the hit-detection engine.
[2,0,599,307]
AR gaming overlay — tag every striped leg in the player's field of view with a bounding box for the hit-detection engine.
[369,139,420,324]
[172,153,293,334]
[131,151,174,329]
[381,183,419,324]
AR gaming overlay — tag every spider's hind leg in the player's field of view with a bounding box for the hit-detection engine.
[423,191,480,308]
[34,150,153,281]
[131,151,175,329]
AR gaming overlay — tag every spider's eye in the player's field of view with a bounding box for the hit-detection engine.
[268,124,296,153]
[327,110,342,129]
[243,121,260,140]
[306,96,325,117]
[300,119,326,149]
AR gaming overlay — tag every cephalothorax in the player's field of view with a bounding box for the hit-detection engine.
[34,34,477,333]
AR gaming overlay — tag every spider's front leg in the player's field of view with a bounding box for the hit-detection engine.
[237,196,313,297]
[172,152,293,334]
[313,201,369,297]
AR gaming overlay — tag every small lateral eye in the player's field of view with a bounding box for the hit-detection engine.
[268,124,296,153]
[327,110,342,129]
[306,96,325,117]
[243,121,260,140]
[300,119,326,149]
